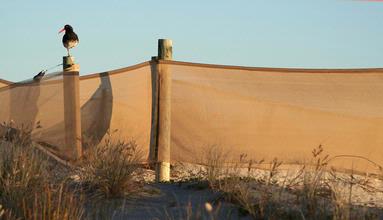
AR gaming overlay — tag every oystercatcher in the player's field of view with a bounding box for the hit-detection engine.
[59,24,79,56]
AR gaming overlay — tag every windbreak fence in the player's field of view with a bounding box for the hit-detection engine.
[1,61,383,173]
[0,73,66,156]
[170,62,383,173]
[0,79,11,88]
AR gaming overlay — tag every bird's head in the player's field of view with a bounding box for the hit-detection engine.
[59,24,73,34]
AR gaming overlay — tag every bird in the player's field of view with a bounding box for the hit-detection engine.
[59,24,79,56]
[33,70,46,81]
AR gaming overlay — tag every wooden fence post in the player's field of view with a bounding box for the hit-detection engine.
[155,39,172,182]
[63,56,82,159]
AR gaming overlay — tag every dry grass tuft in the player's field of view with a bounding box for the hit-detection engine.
[197,144,383,219]
[22,184,84,220]
[297,144,332,218]
[0,122,84,220]
[218,157,285,219]
[203,145,229,188]
[0,140,48,217]
[77,135,144,199]
[0,204,17,220]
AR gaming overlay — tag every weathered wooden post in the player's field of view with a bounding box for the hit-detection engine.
[155,39,172,182]
[63,56,82,159]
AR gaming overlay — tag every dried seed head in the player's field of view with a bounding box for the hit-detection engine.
[205,202,213,212]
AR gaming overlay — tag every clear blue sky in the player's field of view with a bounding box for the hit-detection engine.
[1,0,382,81]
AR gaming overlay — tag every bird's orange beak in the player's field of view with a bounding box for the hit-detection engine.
[58,28,65,34]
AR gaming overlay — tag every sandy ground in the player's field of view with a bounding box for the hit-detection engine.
[83,163,383,219]
[85,167,251,220]
[2,141,383,219]
[89,183,250,220]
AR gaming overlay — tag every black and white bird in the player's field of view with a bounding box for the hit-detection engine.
[33,70,46,81]
[59,24,79,56]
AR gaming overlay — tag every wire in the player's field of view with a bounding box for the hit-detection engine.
[41,63,63,73]
[32,63,63,82]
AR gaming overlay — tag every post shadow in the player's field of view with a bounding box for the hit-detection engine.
[18,72,114,158]
[81,72,113,150]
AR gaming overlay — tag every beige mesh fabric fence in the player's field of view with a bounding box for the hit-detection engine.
[0,63,153,161]
[0,72,66,157]
[168,61,383,174]
[1,60,383,174]
[0,79,11,88]
[79,62,152,161]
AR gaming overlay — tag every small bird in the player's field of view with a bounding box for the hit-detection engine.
[33,70,46,81]
[59,24,79,56]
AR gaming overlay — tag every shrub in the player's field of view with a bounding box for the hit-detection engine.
[0,140,83,220]
[23,184,84,220]
[78,137,144,199]
[0,141,48,216]
[202,145,229,188]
